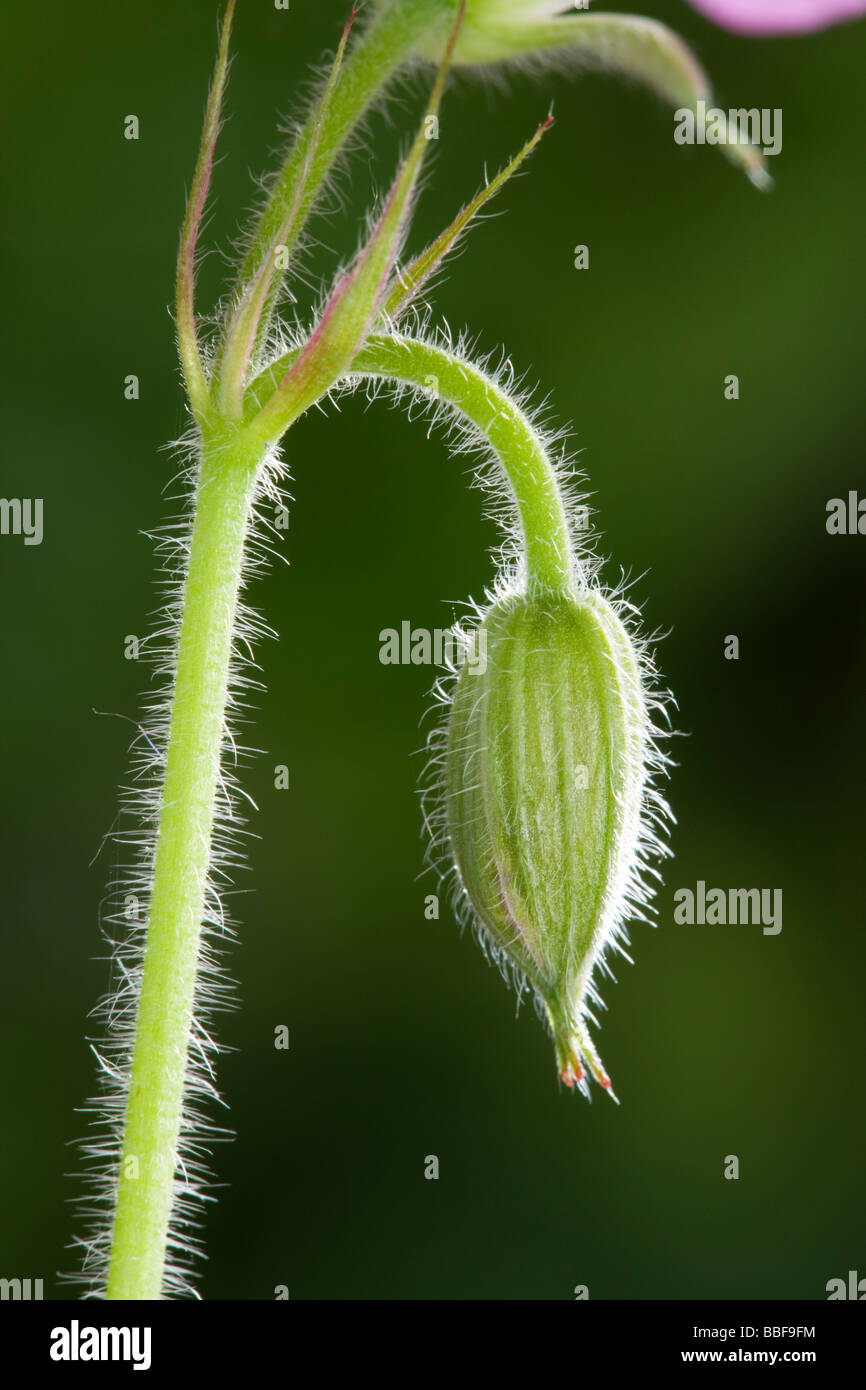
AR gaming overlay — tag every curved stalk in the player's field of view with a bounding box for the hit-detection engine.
[353,334,576,595]
[247,332,577,596]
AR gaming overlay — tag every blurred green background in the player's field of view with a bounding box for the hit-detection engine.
[1,0,864,1300]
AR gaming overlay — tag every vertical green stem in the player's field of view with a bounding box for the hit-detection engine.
[106,435,260,1300]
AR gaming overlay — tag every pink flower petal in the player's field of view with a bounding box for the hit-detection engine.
[686,0,866,34]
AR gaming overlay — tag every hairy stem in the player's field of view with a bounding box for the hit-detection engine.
[106,434,260,1300]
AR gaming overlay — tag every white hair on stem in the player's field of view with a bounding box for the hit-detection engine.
[66,426,292,1299]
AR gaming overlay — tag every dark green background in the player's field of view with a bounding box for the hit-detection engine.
[1,0,864,1300]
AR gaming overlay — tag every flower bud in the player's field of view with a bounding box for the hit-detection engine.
[444,588,662,1098]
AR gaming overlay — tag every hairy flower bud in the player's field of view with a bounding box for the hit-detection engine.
[444,588,664,1099]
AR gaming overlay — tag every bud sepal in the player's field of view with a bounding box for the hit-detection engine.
[441,586,671,1100]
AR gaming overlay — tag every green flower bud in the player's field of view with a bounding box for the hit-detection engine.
[443,588,667,1099]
